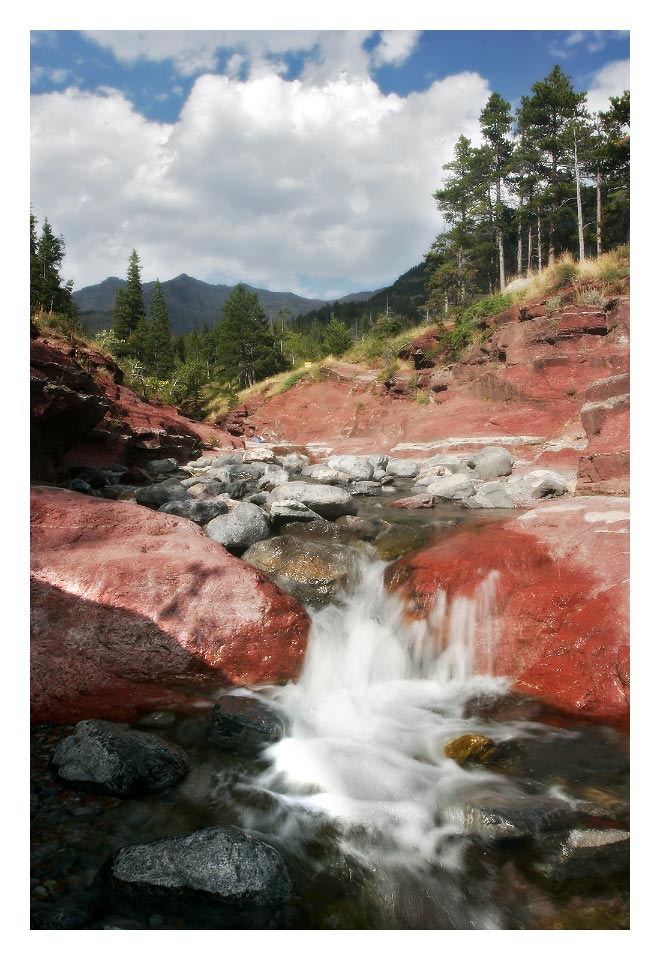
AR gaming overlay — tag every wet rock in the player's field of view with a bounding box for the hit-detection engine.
[387,492,436,510]
[69,465,110,488]
[532,828,630,883]
[266,482,358,521]
[159,498,229,525]
[303,464,351,484]
[257,466,290,491]
[327,455,374,481]
[444,734,498,766]
[277,518,365,546]
[425,474,476,501]
[186,480,227,499]
[347,481,383,496]
[207,694,288,752]
[243,536,366,602]
[104,826,291,927]
[206,502,270,551]
[52,719,190,797]
[468,445,514,480]
[335,515,389,541]
[134,710,177,730]
[447,789,573,839]
[31,903,91,929]
[69,478,98,496]
[373,524,431,561]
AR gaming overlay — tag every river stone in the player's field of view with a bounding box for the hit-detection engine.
[335,515,390,540]
[159,498,228,525]
[373,524,430,561]
[183,455,213,470]
[304,464,351,484]
[146,458,180,479]
[269,499,324,526]
[277,518,365,546]
[206,502,270,551]
[385,458,420,479]
[348,480,383,496]
[52,720,189,797]
[444,734,498,766]
[186,480,227,499]
[243,447,278,464]
[532,828,630,883]
[506,470,568,507]
[464,481,514,510]
[257,466,290,491]
[266,482,358,520]
[446,789,573,839]
[69,465,110,488]
[366,454,389,470]
[387,492,437,510]
[243,535,365,602]
[327,455,374,481]
[69,478,98,496]
[224,461,267,481]
[135,481,189,508]
[207,694,288,752]
[277,453,309,475]
[425,474,476,501]
[105,826,291,926]
[468,445,514,480]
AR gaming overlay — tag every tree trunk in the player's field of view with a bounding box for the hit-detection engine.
[517,220,523,277]
[496,226,505,292]
[574,130,585,262]
[536,211,543,273]
[527,224,533,278]
[596,167,602,259]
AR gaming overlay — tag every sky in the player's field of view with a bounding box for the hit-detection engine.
[29,18,630,300]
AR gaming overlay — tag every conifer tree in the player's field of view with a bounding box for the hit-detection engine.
[145,280,175,379]
[324,314,353,356]
[479,93,513,291]
[215,284,285,388]
[113,249,145,340]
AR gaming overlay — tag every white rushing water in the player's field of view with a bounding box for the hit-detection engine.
[233,558,547,926]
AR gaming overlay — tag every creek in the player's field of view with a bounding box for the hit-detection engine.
[30,495,629,930]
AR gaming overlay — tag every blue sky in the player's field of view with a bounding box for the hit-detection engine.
[30,26,630,298]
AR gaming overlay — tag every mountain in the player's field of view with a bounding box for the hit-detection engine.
[73,274,381,337]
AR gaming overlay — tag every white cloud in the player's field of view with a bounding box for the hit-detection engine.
[586,59,630,114]
[31,69,489,296]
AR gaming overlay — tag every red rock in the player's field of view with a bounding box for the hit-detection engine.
[385,497,629,726]
[30,487,310,724]
[387,493,436,510]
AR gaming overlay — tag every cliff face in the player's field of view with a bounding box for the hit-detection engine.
[238,292,629,490]
[30,328,239,482]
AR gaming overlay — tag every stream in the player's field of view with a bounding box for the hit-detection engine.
[30,496,630,930]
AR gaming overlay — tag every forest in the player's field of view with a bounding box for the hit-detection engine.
[30,65,629,414]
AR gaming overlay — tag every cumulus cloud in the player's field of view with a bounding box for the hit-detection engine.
[586,59,630,114]
[31,69,489,296]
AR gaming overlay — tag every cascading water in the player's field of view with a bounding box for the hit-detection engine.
[230,558,575,929]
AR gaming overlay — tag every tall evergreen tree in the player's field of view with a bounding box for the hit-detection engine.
[215,284,285,388]
[145,280,175,378]
[479,93,514,291]
[113,249,145,340]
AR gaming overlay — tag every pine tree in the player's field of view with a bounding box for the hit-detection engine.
[30,211,40,317]
[113,249,145,340]
[479,93,513,291]
[145,280,175,379]
[215,284,285,388]
[323,314,353,356]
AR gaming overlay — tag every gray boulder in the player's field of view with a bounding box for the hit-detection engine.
[532,828,630,883]
[105,826,291,925]
[135,480,189,508]
[303,464,351,484]
[464,481,514,510]
[366,454,389,470]
[327,455,374,481]
[159,498,229,525]
[243,447,278,464]
[269,499,324,526]
[52,720,189,797]
[266,482,358,520]
[385,458,420,479]
[146,458,180,479]
[243,535,366,602]
[256,466,290,491]
[506,470,568,507]
[468,445,514,480]
[206,502,270,551]
[186,480,227,499]
[425,474,476,501]
[348,481,383,496]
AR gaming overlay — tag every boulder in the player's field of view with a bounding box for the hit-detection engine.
[256,466,290,491]
[268,499,324,526]
[186,481,227,499]
[532,829,630,883]
[327,455,374,481]
[304,464,351,484]
[146,458,180,479]
[266,482,358,521]
[30,487,309,723]
[159,498,228,525]
[468,445,514,480]
[444,734,498,766]
[105,826,291,927]
[206,502,270,552]
[52,719,189,796]
[385,458,420,479]
[206,694,288,752]
[425,474,476,501]
[464,481,514,510]
[135,480,189,509]
[348,481,383,496]
[387,493,437,510]
[243,447,278,464]
[506,470,567,507]
[242,536,366,603]
[446,788,573,839]
[386,497,629,724]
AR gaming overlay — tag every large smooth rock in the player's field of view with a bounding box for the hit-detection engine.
[385,458,420,479]
[327,455,374,481]
[207,695,288,752]
[468,445,514,480]
[266,482,357,520]
[243,535,366,602]
[425,474,476,501]
[146,458,180,479]
[304,464,351,484]
[206,502,270,551]
[52,719,189,796]
[506,470,567,507]
[532,828,630,883]
[30,487,309,723]
[268,499,324,526]
[464,481,514,510]
[386,497,629,724]
[105,826,291,927]
[135,480,189,508]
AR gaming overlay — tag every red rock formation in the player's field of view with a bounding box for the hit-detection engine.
[31,330,239,481]
[386,497,630,726]
[30,487,310,724]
